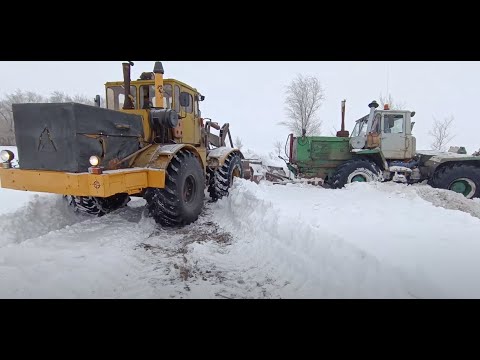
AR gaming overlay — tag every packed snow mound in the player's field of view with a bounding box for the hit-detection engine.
[357,181,480,220]
[242,148,286,168]
[0,198,164,299]
[407,184,480,219]
[211,180,435,298]
[0,195,85,246]
[213,179,480,298]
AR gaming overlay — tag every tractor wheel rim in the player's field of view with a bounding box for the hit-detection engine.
[351,175,367,182]
[347,168,376,184]
[183,175,196,203]
[449,178,476,198]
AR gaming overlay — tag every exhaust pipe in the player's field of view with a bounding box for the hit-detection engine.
[366,100,379,133]
[153,61,165,109]
[122,62,135,110]
[336,99,350,137]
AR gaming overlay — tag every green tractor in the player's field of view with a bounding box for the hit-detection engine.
[284,100,480,199]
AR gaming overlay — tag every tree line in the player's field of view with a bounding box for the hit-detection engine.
[1,87,477,156]
[0,90,103,145]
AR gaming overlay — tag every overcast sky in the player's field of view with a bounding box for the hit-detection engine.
[1,61,479,154]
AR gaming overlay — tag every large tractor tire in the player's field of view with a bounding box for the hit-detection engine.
[329,158,382,189]
[430,163,480,199]
[144,150,205,227]
[68,193,130,216]
[208,151,243,201]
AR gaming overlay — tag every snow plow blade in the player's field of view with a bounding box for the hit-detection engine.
[0,167,165,197]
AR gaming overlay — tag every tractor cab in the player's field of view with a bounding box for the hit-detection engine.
[104,79,202,114]
[350,101,417,160]
[103,65,205,146]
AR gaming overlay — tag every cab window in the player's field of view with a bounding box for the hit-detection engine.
[194,97,200,117]
[106,86,137,110]
[383,114,404,134]
[140,84,172,109]
[174,85,181,112]
[185,93,193,113]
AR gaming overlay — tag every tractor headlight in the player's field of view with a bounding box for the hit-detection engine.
[89,156,100,167]
[0,150,14,162]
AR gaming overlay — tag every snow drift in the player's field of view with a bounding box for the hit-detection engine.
[211,179,480,298]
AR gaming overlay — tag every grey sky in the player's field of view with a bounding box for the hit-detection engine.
[1,61,479,154]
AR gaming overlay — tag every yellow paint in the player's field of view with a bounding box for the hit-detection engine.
[131,143,206,172]
[105,78,203,147]
[155,72,164,109]
[196,147,207,169]
[207,149,240,168]
[0,168,165,197]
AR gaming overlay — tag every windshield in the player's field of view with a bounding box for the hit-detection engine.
[106,86,137,110]
[352,117,368,137]
[140,84,172,109]
[106,84,173,110]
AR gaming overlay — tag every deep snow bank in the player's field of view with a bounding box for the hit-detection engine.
[0,195,84,246]
[210,180,430,298]
[212,179,480,298]
[0,197,157,299]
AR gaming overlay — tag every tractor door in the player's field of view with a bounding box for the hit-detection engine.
[380,113,408,159]
[174,85,199,145]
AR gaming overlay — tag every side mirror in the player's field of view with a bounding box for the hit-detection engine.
[179,92,190,107]
[411,111,416,117]
[94,95,101,107]
[411,121,415,130]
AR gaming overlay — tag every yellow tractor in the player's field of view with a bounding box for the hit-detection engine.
[0,61,247,226]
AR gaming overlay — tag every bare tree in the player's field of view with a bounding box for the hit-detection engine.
[0,90,48,145]
[429,115,455,151]
[379,93,406,110]
[235,136,244,150]
[48,91,98,106]
[279,74,325,136]
[329,126,339,136]
[273,140,283,157]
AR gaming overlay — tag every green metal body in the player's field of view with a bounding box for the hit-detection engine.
[290,135,480,186]
[292,136,352,179]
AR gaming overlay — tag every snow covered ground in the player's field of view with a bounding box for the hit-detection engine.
[2,146,480,298]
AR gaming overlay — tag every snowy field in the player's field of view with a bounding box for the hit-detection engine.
[2,147,480,298]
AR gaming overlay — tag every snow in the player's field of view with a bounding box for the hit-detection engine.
[389,166,412,173]
[417,150,473,159]
[207,147,237,159]
[242,148,286,168]
[2,145,480,298]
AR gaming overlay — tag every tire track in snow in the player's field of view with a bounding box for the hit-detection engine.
[0,195,244,298]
